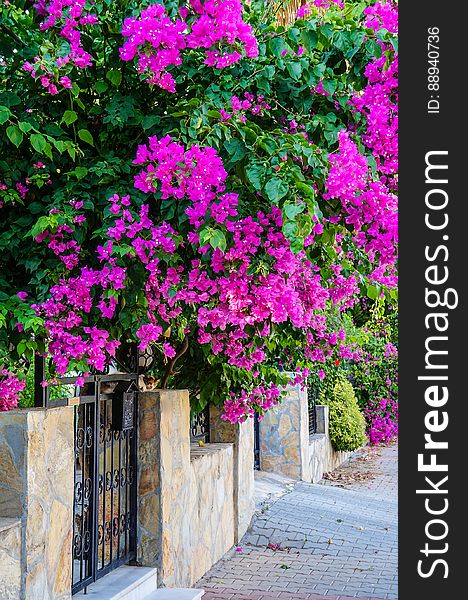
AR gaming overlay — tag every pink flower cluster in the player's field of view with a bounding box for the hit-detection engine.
[363,1,398,35]
[353,55,398,185]
[364,397,398,445]
[133,134,232,229]
[222,385,281,423]
[119,3,187,93]
[45,223,81,270]
[35,262,123,374]
[26,0,98,94]
[188,0,258,68]
[324,130,397,287]
[33,134,361,420]
[219,92,271,122]
[0,370,26,411]
[119,0,258,92]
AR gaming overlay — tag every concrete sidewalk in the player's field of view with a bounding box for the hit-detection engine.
[196,443,398,600]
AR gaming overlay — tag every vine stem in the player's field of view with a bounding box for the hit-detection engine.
[160,336,189,388]
[0,23,27,47]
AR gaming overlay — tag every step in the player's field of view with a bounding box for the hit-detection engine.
[74,566,157,600]
[144,590,204,600]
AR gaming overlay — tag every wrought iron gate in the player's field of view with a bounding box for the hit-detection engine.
[308,384,318,434]
[71,375,138,594]
[34,362,139,595]
[190,405,210,444]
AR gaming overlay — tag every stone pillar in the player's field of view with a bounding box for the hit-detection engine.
[209,406,255,542]
[259,381,310,481]
[136,390,192,586]
[137,392,161,569]
[158,389,191,587]
[0,406,74,600]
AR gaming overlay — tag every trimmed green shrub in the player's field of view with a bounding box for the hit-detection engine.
[320,380,367,452]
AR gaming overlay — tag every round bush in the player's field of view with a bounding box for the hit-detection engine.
[320,380,368,452]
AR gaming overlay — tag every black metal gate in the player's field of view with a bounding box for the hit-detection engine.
[308,384,318,434]
[35,361,138,595]
[190,404,210,444]
[254,413,261,470]
[72,375,138,594]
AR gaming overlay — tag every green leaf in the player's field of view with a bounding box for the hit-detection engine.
[78,129,94,146]
[0,106,10,125]
[44,142,53,160]
[70,166,88,180]
[367,285,378,300]
[223,138,246,163]
[265,178,289,203]
[28,202,43,215]
[53,139,66,153]
[245,164,264,191]
[301,29,318,52]
[18,121,33,133]
[295,181,316,198]
[0,93,20,107]
[6,125,23,147]
[95,80,108,94]
[283,221,298,239]
[142,115,160,130]
[283,202,304,220]
[287,61,302,81]
[30,133,47,154]
[269,38,287,58]
[210,230,227,252]
[62,110,78,125]
[322,80,337,96]
[106,69,122,87]
[29,216,51,238]
[198,227,212,247]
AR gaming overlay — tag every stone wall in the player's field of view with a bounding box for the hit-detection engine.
[259,382,309,480]
[0,393,255,597]
[0,518,21,599]
[209,405,255,542]
[188,444,234,585]
[0,406,74,600]
[137,391,255,588]
[258,384,354,483]
[308,405,354,483]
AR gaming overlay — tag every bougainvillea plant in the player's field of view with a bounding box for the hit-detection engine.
[0,0,398,421]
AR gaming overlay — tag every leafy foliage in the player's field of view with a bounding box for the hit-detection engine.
[320,379,367,452]
[0,0,398,421]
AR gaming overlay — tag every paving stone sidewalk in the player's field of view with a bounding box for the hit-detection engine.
[196,443,397,600]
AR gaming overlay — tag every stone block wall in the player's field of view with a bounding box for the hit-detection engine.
[188,444,234,585]
[137,391,255,588]
[0,406,74,600]
[308,405,354,483]
[259,382,310,480]
[258,384,355,483]
[0,518,21,599]
[0,392,255,597]
[209,405,255,542]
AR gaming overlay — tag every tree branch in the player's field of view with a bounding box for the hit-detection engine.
[0,23,28,48]
[160,336,189,389]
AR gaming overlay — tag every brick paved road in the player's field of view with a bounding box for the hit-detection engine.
[196,443,397,600]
